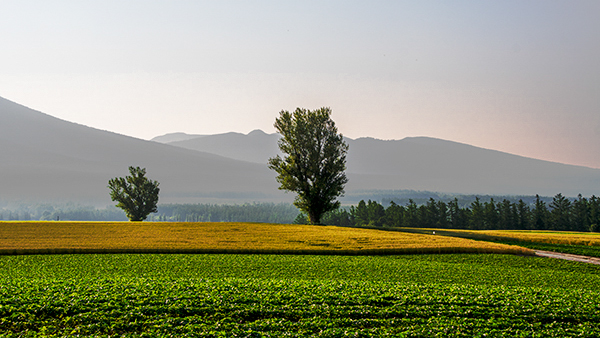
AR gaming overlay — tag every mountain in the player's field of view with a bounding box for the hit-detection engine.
[153,130,280,164]
[153,131,600,197]
[343,137,600,196]
[0,96,287,205]
[2,94,599,208]
[151,132,206,144]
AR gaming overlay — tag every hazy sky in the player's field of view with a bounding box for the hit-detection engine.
[1,0,599,168]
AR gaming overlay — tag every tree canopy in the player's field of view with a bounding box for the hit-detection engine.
[268,107,348,224]
[108,166,160,221]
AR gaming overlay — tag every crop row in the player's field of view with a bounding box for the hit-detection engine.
[2,254,600,290]
[1,277,599,337]
[2,254,599,337]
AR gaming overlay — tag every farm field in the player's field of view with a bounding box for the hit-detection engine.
[403,228,600,258]
[1,254,600,336]
[2,223,599,336]
[487,240,600,259]
[454,229,600,246]
[0,221,532,255]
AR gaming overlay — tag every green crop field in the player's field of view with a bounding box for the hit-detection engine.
[1,222,598,336]
[1,253,600,337]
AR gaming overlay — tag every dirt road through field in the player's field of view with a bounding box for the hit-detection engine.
[535,250,600,265]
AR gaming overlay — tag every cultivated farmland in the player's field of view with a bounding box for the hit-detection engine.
[1,222,599,336]
[467,229,600,246]
[1,254,600,336]
[403,228,600,258]
[0,221,531,255]
[410,229,600,246]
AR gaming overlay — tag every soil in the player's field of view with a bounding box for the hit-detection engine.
[534,250,600,265]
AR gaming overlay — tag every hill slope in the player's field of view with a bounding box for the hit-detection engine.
[154,131,600,197]
[0,96,285,205]
[157,130,281,164]
[2,94,599,206]
[344,137,600,196]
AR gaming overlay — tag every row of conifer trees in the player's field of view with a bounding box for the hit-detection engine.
[316,194,600,232]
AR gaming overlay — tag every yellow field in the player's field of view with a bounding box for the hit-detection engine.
[0,221,533,255]
[469,230,600,246]
[402,228,600,246]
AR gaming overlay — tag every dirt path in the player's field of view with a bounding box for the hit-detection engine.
[534,250,600,265]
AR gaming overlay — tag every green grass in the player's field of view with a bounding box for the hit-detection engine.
[1,254,600,337]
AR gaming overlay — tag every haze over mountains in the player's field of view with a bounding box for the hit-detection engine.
[1,95,599,207]
[153,131,600,198]
[0,96,285,205]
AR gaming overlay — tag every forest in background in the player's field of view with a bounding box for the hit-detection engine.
[0,191,554,222]
[1,192,598,232]
[0,202,297,224]
[317,194,600,232]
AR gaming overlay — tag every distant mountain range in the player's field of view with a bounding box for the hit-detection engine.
[1,95,599,207]
[0,96,285,205]
[157,130,281,164]
[153,131,600,198]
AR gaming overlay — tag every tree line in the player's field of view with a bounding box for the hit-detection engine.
[147,203,300,223]
[313,194,600,232]
[3,194,600,232]
[0,204,128,221]
[0,203,299,223]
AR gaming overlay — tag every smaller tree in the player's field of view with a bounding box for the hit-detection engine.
[108,166,160,221]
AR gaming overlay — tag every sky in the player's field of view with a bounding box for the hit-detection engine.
[1,0,599,168]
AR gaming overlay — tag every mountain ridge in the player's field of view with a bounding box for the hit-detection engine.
[1,95,599,206]
[0,96,287,205]
[154,131,597,171]
[152,129,600,197]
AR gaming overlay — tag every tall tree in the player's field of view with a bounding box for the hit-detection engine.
[436,200,449,229]
[424,198,439,228]
[549,193,572,231]
[385,201,404,227]
[268,107,349,225]
[366,200,386,226]
[403,199,419,228]
[469,197,484,230]
[352,200,369,226]
[532,194,549,230]
[572,194,590,232]
[589,195,600,232]
[448,198,464,229]
[108,166,160,222]
[516,199,531,230]
[483,198,499,230]
[498,199,517,230]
